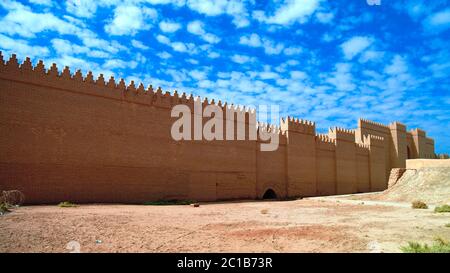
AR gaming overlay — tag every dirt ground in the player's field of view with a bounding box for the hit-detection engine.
[1,197,449,253]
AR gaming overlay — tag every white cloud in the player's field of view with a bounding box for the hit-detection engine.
[239,33,262,47]
[321,31,341,42]
[259,71,279,80]
[157,51,172,59]
[0,33,49,59]
[156,34,171,45]
[286,59,300,66]
[423,9,450,33]
[384,55,408,75]
[326,63,355,91]
[171,42,191,52]
[29,0,53,6]
[187,20,221,44]
[186,58,199,64]
[187,21,204,34]
[131,39,149,50]
[187,0,250,28]
[208,51,220,59]
[283,46,303,56]
[105,5,157,36]
[254,0,322,25]
[46,54,111,77]
[232,17,250,28]
[428,61,450,78]
[159,20,182,33]
[380,55,417,94]
[156,34,197,54]
[275,59,300,73]
[315,12,334,24]
[66,0,97,18]
[103,59,138,70]
[0,4,79,38]
[340,36,373,60]
[76,30,126,54]
[190,70,208,81]
[166,68,189,82]
[187,0,231,16]
[145,0,185,6]
[290,71,308,80]
[231,54,255,64]
[262,39,284,55]
[51,38,109,58]
[239,33,285,55]
[403,2,428,20]
[359,50,384,63]
[0,7,127,58]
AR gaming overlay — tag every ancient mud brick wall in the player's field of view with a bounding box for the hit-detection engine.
[0,53,436,203]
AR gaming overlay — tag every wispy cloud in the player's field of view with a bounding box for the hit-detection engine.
[231,54,256,64]
[254,0,323,25]
[159,20,182,33]
[423,8,450,33]
[340,36,373,60]
[104,5,157,36]
[187,20,221,44]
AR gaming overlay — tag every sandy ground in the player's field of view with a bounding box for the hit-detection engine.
[1,197,449,253]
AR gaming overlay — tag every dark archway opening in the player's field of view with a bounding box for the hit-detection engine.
[262,189,277,200]
[407,146,411,159]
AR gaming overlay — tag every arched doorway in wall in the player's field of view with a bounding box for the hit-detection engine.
[262,188,277,200]
[407,146,412,159]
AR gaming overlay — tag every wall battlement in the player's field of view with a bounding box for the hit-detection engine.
[316,134,336,144]
[328,127,356,143]
[358,118,391,134]
[389,121,407,131]
[280,117,316,135]
[257,123,287,145]
[0,53,237,111]
[363,134,385,148]
[0,53,438,203]
[315,134,336,151]
[411,128,426,137]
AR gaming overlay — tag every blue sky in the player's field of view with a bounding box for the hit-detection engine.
[0,0,449,153]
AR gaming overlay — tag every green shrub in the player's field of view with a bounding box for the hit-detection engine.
[445,223,450,228]
[58,201,77,208]
[411,201,428,209]
[143,200,195,206]
[401,238,450,253]
[434,204,450,213]
[0,202,10,214]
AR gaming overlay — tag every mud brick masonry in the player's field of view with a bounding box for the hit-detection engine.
[0,53,437,204]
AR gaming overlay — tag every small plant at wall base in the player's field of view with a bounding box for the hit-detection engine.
[434,205,450,213]
[0,202,11,215]
[1,190,25,206]
[58,201,78,208]
[400,238,450,253]
[411,201,428,209]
